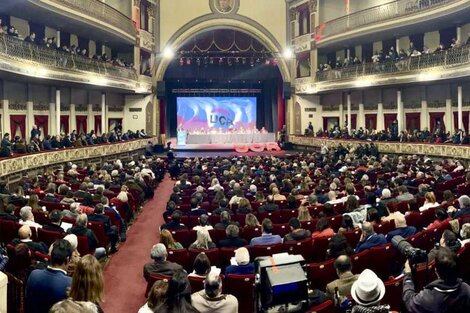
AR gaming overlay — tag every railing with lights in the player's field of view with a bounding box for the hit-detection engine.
[0,34,137,81]
[315,0,456,41]
[315,45,470,82]
[45,0,136,38]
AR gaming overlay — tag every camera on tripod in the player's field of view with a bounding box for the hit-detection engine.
[391,235,427,265]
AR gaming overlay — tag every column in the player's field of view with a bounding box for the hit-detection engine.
[56,89,61,136]
[458,85,463,130]
[339,102,344,128]
[377,89,384,131]
[70,103,76,131]
[445,85,453,131]
[397,89,404,132]
[396,38,400,52]
[87,103,93,133]
[420,86,428,131]
[101,92,106,135]
[49,102,55,135]
[26,84,34,141]
[457,26,462,42]
[347,92,352,133]
[56,30,60,48]
[358,104,365,129]
[0,80,9,136]
[346,49,351,60]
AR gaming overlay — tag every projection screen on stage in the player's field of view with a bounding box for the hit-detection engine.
[176,97,257,131]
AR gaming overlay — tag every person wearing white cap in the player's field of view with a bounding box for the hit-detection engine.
[350,269,389,312]
[224,247,254,275]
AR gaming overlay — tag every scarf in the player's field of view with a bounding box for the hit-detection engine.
[352,304,390,313]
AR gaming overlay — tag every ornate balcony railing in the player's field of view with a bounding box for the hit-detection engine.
[316,45,470,82]
[315,0,456,41]
[0,34,137,81]
[45,0,136,38]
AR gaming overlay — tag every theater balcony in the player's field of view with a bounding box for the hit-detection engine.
[0,35,151,93]
[295,44,470,94]
[292,33,312,54]
[2,0,136,45]
[315,0,470,50]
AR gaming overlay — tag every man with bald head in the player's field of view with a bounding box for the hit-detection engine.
[355,222,386,253]
[12,225,48,254]
[326,255,359,299]
[191,272,238,313]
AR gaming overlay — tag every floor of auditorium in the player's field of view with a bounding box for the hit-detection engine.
[102,174,173,312]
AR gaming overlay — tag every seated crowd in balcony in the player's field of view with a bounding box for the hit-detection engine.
[0,126,148,157]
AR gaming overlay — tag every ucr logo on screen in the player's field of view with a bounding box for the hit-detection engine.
[234,142,281,153]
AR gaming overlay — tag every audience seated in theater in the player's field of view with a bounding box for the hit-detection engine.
[217,225,247,248]
[160,229,184,250]
[236,198,252,214]
[250,218,282,246]
[427,208,451,230]
[42,210,65,233]
[175,175,191,189]
[367,208,382,225]
[385,213,416,242]
[25,239,73,313]
[154,269,198,313]
[143,243,183,278]
[253,190,266,203]
[88,204,119,253]
[460,223,470,246]
[189,252,220,277]
[338,215,359,234]
[450,195,470,218]
[189,229,216,250]
[49,300,98,313]
[12,225,48,254]
[272,187,286,201]
[427,230,461,263]
[229,189,244,207]
[350,269,390,312]
[312,217,335,240]
[161,210,187,231]
[211,190,225,206]
[326,255,359,300]
[344,196,360,213]
[284,217,311,242]
[244,213,261,229]
[188,197,208,217]
[395,185,414,202]
[224,247,254,275]
[62,202,81,219]
[403,247,470,312]
[19,206,43,229]
[9,185,27,206]
[27,193,43,212]
[0,203,20,221]
[138,280,168,313]
[192,214,213,232]
[298,201,312,222]
[191,272,238,313]
[52,234,81,276]
[258,195,279,213]
[214,211,238,230]
[419,192,439,212]
[327,234,354,259]
[355,222,387,253]
[0,133,12,157]
[68,214,106,259]
[377,189,394,218]
[74,182,93,205]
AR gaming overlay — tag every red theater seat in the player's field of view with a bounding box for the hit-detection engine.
[223,275,255,313]
[305,259,336,291]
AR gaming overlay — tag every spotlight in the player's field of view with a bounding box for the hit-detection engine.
[283,48,293,59]
[162,46,174,59]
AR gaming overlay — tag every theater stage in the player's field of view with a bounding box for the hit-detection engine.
[168,137,284,153]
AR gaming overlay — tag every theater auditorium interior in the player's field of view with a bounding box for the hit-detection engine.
[2,0,470,312]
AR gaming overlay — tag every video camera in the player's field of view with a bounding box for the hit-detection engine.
[391,235,427,265]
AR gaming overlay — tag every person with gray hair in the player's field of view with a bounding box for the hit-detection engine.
[143,243,182,278]
[67,214,106,259]
[19,206,42,229]
[355,222,386,253]
[191,272,238,313]
[452,195,470,218]
[218,224,248,248]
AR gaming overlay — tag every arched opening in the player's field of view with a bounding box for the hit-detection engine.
[158,27,287,139]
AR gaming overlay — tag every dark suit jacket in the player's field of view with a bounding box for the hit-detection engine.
[42,224,65,233]
[42,194,59,203]
[161,221,187,231]
[88,214,112,233]
[257,203,279,213]
[0,213,19,221]
[12,239,48,254]
[218,236,248,248]
[143,260,182,278]
[68,226,99,250]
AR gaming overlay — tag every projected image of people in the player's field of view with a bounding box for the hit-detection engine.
[177,97,257,133]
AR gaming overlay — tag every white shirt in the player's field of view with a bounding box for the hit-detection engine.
[19,220,42,229]
[138,303,154,313]
[419,202,439,212]
[193,225,214,232]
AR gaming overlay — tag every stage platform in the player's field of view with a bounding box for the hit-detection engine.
[168,138,285,154]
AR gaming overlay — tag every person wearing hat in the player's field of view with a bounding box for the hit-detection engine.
[224,247,254,275]
[403,246,470,312]
[385,213,416,242]
[350,269,389,312]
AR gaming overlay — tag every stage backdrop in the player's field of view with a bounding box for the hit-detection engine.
[177,97,257,131]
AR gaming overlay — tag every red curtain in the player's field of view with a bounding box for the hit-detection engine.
[453,111,469,132]
[429,112,445,132]
[405,113,420,131]
[277,80,285,131]
[365,114,377,130]
[34,115,48,137]
[60,115,69,134]
[10,115,26,139]
[94,115,102,134]
[160,99,166,134]
[322,117,328,132]
[345,114,357,129]
[76,115,87,134]
[384,113,397,131]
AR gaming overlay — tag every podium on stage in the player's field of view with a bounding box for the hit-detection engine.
[177,130,187,145]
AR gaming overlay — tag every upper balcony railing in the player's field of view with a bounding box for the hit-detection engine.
[315,0,455,41]
[46,0,136,38]
[316,45,470,82]
[0,34,137,81]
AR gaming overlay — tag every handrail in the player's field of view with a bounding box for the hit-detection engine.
[0,34,137,81]
[315,45,470,82]
[45,0,136,38]
[315,0,456,41]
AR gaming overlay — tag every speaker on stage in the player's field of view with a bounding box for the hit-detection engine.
[156,81,166,99]
[282,82,292,100]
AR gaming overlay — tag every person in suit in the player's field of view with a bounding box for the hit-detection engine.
[0,203,19,221]
[188,197,208,217]
[0,133,12,157]
[355,222,386,253]
[218,225,248,248]
[12,225,48,254]
[73,183,93,204]
[160,210,187,231]
[385,213,416,242]
[326,255,359,299]
[67,214,106,259]
[257,195,279,213]
[31,125,41,140]
[143,243,183,278]
[88,204,119,253]
[42,210,65,233]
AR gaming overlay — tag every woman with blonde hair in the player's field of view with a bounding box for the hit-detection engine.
[160,229,184,249]
[419,191,439,212]
[298,204,312,222]
[68,255,104,312]
[237,198,252,214]
[27,193,42,212]
[188,229,216,250]
[116,185,129,203]
[244,213,261,228]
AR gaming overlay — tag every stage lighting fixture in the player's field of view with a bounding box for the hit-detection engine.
[162,46,174,59]
[283,48,293,59]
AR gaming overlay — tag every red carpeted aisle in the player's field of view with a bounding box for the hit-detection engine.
[102,174,172,313]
